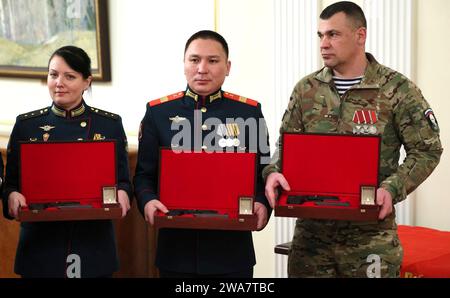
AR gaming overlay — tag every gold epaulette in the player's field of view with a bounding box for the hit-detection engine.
[89,107,120,120]
[149,91,185,107]
[18,108,50,120]
[223,92,258,107]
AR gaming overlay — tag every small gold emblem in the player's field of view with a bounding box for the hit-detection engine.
[43,133,50,142]
[93,134,105,141]
[80,122,87,128]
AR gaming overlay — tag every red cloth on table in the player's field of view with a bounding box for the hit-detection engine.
[399,225,450,278]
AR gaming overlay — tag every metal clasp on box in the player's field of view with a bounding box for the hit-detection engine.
[103,186,118,205]
[360,185,376,206]
[238,196,254,215]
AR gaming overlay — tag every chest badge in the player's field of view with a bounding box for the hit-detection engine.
[352,110,378,135]
[93,134,106,141]
[39,125,55,132]
[169,116,187,124]
[43,133,50,142]
[217,123,241,148]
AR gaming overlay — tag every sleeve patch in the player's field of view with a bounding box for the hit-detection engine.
[424,109,439,132]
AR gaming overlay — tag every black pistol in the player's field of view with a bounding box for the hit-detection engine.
[287,195,340,205]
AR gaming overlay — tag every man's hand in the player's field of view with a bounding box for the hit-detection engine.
[144,200,168,225]
[118,190,131,218]
[254,202,268,231]
[8,191,27,220]
[376,188,393,220]
[265,172,291,208]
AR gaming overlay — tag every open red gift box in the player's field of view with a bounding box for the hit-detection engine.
[18,141,122,222]
[154,149,258,230]
[276,133,381,221]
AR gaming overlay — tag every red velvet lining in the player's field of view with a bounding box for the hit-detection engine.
[158,150,256,218]
[281,134,380,208]
[20,141,117,206]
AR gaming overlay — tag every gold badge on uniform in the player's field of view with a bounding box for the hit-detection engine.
[93,133,105,141]
[352,110,378,135]
[43,133,50,142]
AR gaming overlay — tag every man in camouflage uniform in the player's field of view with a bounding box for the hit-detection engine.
[263,1,443,277]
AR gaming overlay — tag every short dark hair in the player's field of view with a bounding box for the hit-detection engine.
[184,30,229,58]
[49,46,92,79]
[320,1,367,29]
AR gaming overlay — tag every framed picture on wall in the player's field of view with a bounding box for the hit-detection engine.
[0,0,111,81]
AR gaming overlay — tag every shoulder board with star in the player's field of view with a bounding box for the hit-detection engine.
[223,92,258,107]
[149,91,185,107]
[18,107,50,120]
[89,107,120,120]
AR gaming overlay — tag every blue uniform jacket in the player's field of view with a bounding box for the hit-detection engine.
[1,101,131,278]
[134,88,271,274]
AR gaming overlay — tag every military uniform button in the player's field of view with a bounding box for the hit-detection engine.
[201,124,208,131]
[80,122,87,128]
[201,107,207,113]
[201,145,207,150]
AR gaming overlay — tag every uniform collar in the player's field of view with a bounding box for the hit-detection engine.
[185,87,222,104]
[51,100,86,118]
[314,53,381,88]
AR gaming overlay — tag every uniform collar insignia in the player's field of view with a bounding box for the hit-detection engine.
[51,101,86,118]
[185,87,222,103]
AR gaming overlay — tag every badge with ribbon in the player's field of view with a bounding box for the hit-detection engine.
[352,110,378,135]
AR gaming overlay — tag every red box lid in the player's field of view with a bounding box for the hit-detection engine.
[20,141,117,204]
[158,150,256,211]
[281,133,380,195]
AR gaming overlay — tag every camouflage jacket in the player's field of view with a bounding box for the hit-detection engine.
[263,53,443,205]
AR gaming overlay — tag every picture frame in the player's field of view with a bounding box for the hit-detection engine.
[0,0,111,81]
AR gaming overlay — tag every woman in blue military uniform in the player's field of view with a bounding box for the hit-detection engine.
[2,46,131,278]
[134,30,271,277]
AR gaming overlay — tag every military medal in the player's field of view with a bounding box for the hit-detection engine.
[218,138,227,148]
[352,110,378,135]
[43,133,50,142]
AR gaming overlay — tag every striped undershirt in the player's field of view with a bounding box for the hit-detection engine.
[333,76,364,96]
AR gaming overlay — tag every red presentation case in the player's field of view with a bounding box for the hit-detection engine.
[154,149,258,230]
[19,141,122,222]
[276,133,381,221]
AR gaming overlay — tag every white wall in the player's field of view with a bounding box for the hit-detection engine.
[0,0,215,144]
[415,0,450,230]
[217,0,276,278]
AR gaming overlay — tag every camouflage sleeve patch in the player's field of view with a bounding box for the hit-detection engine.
[424,108,439,132]
[149,91,185,107]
